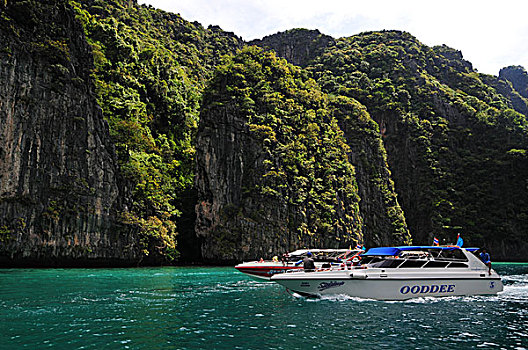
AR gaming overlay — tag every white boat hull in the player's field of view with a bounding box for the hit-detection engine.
[234,262,303,280]
[271,269,503,300]
[234,249,352,280]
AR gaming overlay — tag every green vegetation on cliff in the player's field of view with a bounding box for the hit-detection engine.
[327,95,410,246]
[0,0,146,265]
[2,0,527,263]
[197,47,366,258]
[249,29,335,68]
[68,0,241,261]
[305,31,528,252]
[500,65,528,98]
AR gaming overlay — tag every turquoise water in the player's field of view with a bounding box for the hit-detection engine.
[1,264,527,349]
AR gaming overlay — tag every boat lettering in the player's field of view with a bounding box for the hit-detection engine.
[400,284,455,295]
[318,281,345,291]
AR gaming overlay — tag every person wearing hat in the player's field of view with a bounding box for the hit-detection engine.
[301,251,316,271]
[294,251,316,271]
[479,247,492,275]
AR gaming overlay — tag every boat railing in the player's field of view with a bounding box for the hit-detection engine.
[281,256,470,274]
[280,263,367,274]
[358,256,470,269]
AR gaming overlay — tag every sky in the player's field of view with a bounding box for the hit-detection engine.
[137,0,528,75]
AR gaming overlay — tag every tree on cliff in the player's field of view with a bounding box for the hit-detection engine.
[195,47,369,261]
[305,31,528,256]
[69,0,242,262]
[1,0,527,265]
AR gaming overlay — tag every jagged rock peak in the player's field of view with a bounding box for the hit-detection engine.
[500,65,528,99]
[432,44,474,72]
[249,28,335,67]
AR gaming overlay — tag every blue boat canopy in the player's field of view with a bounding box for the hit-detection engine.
[362,246,479,256]
[362,247,401,256]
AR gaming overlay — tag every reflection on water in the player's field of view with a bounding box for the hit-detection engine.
[1,264,527,349]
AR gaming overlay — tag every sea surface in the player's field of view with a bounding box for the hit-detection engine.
[1,263,527,349]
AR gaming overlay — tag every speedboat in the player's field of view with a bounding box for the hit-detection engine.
[270,246,503,300]
[235,249,361,281]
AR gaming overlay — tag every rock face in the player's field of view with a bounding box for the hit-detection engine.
[500,65,528,99]
[195,96,410,262]
[195,103,288,262]
[0,0,140,266]
[249,29,335,68]
[329,97,410,248]
[480,74,528,117]
[195,48,368,262]
[2,2,527,265]
[248,32,412,249]
[252,30,528,261]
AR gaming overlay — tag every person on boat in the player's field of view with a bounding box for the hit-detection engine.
[281,253,288,266]
[479,248,492,275]
[295,251,315,271]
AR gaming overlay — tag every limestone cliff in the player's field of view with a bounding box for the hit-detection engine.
[250,31,411,249]
[195,102,291,262]
[195,48,366,262]
[249,29,335,68]
[500,65,528,99]
[0,0,140,266]
[2,2,527,265]
[253,30,528,260]
[328,96,410,247]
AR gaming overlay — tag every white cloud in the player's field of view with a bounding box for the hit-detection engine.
[138,0,528,75]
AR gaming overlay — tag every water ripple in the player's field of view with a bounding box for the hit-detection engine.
[0,265,527,349]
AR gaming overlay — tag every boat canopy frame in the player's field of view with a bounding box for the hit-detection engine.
[362,246,479,257]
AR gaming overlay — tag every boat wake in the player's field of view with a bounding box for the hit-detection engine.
[501,273,528,285]
[498,274,528,302]
[288,286,528,304]
[290,292,375,303]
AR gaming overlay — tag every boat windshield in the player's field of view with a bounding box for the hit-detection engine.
[364,258,403,268]
[433,249,468,261]
[361,247,469,269]
[285,249,356,262]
